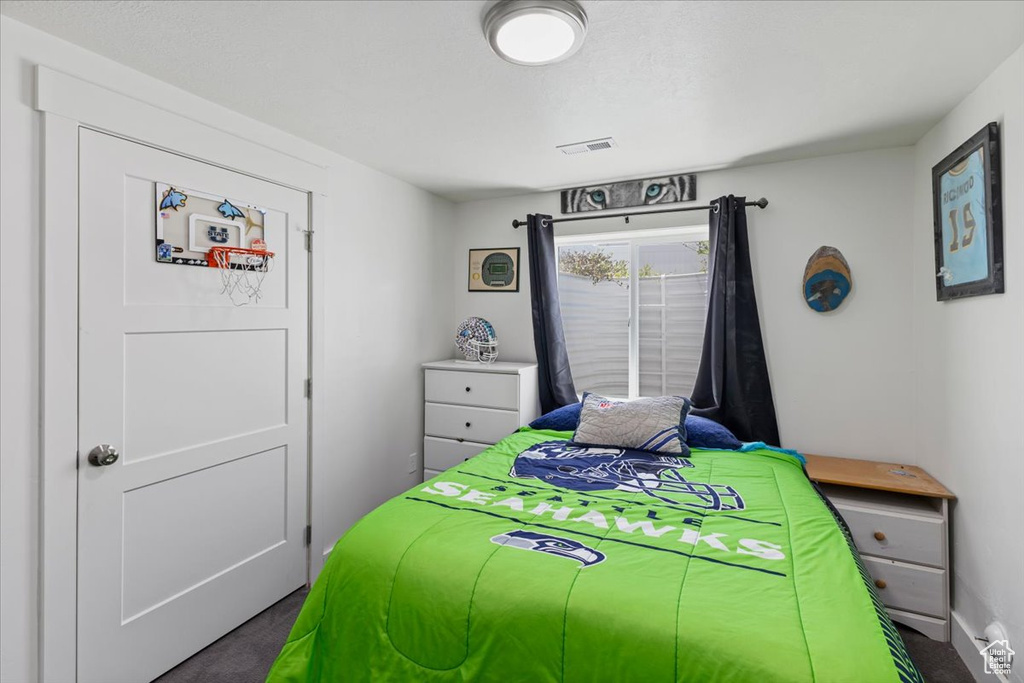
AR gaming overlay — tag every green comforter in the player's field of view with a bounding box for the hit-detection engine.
[268,429,922,682]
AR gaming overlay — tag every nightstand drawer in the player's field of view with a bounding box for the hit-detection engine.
[834,503,944,567]
[807,456,952,642]
[424,436,491,471]
[425,369,519,410]
[424,403,520,444]
[862,556,946,618]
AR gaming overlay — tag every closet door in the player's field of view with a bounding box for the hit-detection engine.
[77,130,309,683]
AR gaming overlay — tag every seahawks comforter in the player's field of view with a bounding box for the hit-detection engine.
[268,429,922,682]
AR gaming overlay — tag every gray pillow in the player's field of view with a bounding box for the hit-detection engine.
[572,393,691,455]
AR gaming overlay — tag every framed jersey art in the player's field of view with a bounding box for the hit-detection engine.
[932,122,1003,301]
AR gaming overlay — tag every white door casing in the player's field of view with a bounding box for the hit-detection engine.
[77,130,309,682]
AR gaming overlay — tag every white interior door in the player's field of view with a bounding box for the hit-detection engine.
[77,130,310,683]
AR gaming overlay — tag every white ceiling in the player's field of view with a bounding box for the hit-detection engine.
[3,1,1022,201]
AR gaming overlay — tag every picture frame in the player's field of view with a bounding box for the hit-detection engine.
[931,122,1003,301]
[468,247,520,292]
[561,174,696,214]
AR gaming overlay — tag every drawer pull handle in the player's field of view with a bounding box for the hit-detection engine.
[465,386,472,392]
[465,422,472,428]
[873,531,886,542]
[874,579,887,590]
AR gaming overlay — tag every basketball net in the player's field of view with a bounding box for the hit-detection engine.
[208,244,275,306]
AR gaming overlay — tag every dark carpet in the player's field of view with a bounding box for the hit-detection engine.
[154,588,308,683]
[157,588,972,682]
[897,625,974,683]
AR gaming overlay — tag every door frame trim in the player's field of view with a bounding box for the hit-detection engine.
[36,66,328,682]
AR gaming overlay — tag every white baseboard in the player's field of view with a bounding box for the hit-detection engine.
[951,610,1012,683]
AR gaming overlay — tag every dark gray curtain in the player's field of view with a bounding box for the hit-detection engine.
[527,214,578,413]
[692,196,781,445]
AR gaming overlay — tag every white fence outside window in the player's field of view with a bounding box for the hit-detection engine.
[558,271,709,398]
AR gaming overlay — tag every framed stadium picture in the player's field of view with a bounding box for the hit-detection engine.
[932,122,1003,301]
[468,247,520,292]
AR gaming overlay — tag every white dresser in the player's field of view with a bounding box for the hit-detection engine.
[805,454,955,642]
[422,360,540,481]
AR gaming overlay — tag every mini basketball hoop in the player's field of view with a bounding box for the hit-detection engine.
[207,242,275,306]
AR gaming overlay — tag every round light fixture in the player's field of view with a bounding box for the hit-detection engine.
[484,0,588,66]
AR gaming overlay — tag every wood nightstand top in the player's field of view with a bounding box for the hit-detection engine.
[803,453,955,499]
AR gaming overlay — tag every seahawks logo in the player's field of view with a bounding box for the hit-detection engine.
[491,530,605,567]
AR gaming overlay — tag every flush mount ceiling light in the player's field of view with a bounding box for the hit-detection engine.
[484,0,588,66]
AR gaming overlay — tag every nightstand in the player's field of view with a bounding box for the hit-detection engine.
[421,360,540,481]
[804,454,955,642]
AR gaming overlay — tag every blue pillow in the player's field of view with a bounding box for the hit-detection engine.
[529,402,582,432]
[685,415,742,450]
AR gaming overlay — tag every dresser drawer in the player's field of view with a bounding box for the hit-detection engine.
[424,403,520,444]
[425,369,519,410]
[833,503,944,568]
[862,556,946,618]
[886,608,948,642]
[424,436,491,471]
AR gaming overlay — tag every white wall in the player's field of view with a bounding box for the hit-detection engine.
[318,158,453,558]
[911,45,1024,679]
[0,16,453,683]
[452,147,917,459]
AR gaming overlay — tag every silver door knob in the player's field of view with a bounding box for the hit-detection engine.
[87,444,119,467]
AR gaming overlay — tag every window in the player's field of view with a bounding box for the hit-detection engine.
[556,227,709,399]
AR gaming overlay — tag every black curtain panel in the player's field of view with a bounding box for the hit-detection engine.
[527,213,578,413]
[691,196,781,445]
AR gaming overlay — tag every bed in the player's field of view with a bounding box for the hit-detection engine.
[268,427,923,682]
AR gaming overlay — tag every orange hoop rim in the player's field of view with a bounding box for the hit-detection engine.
[206,245,275,269]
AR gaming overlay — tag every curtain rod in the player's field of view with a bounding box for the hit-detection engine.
[511,197,769,229]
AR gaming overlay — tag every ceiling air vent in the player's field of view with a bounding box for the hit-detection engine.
[556,137,618,156]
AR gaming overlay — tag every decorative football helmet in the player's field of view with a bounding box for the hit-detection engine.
[455,317,499,363]
[511,441,745,511]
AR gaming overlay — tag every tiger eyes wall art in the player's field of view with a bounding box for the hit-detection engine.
[560,174,696,214]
